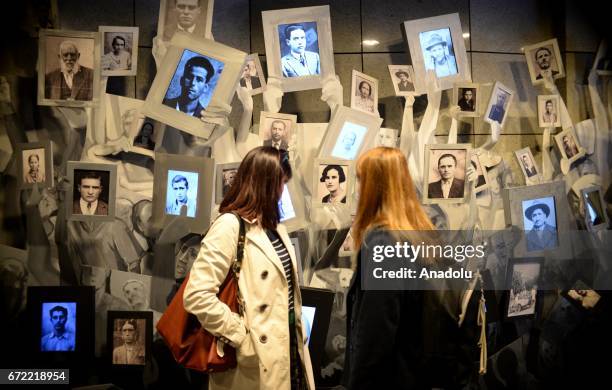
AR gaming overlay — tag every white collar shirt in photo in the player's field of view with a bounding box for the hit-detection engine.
[178,24,196,34]
[80,198,98,215]
[61,63,81,89]
[244,77,253,90]
[442,179,452,199]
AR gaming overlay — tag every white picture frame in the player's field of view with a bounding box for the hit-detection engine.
[279,177,308,233]
[258,111,297,150]
[580,185,608,232]
[514,147,541,185]
[423,143,471,204]
[402,13,471,92]
[157,0,214,42]
[262,5,335,93]
[350,70,378,116]
[239,53,267,95]
[141,33,246,140]
[452,82,480,117]
[554,127,586,166]
[66,161,117,222]
[312,157,353,210]
[387,65,416,96]
[484,81,514,129]
[537,95,561,128]
[99,26,139,76]
[214,161,240,205]
[523,38,565,86]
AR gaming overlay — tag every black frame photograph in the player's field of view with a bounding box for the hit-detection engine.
[107,311,153,368]
[504,257,543,319]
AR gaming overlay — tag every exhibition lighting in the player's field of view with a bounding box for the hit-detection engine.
[362,39,380,46]
[463,33,470,38]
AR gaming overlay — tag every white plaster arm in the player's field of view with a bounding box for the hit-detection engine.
[447,105,461,144]
[413,71,442,186]
[320,74,343,112]
[263,77,284,114]
[152,36,168,70]
[235,85,253,143]
[479,121,501,151]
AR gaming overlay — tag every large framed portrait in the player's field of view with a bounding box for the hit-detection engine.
[580,185,608,232]
[514,147,541,185]
[452,82,480,117]
[422,144,471,204]
[484,81,514,128]
[523,38,565,86]
[554,127,586,165]
[15,141,54,190]
[313,158,353,209]
[66,161,117,222]
[157,0,214,42]
[504,257,543,319]
[387,65,415,96]
[503,180,572,258]
[99,26,139,76]
[537,95,561,128]
[258,111,297,150]
[239,53,266,95]
[37,29,101,107]
[262,5,335,93]
[142,33,246,140]
[350,70,378,116]
[279,178,307,233]
[402,13,470,92]
[318,106,382,161]
[107,311,153,368]
[152,153,214,233]
[214,161,240,204]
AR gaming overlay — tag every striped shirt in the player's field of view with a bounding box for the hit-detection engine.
[266,230,294,310]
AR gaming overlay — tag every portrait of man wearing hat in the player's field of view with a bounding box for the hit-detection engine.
[523,200,558,251]
[395,70,414,92]
[421,30,457,78]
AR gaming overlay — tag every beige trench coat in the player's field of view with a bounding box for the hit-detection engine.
[184,213,315,390]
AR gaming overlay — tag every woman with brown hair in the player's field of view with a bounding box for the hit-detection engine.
[184,146,314,390]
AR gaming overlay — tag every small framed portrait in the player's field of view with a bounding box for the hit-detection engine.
[375,128,399,148]
[279,178,307,233]
[318,106,382,161]
[554,127,585,165]
[514,147,541,185]
[470,152,489,194]
[239,53,266,95]
[258,111,297,150]
[580,185,608,232]
[313,158,352,208]
[16,141,53,190]
[66,161,117,222]
[153,153,214,233]
[262,5,335,92]
[423,144,471,204]
[157,0,214,42]
[537,95,561,128]
[484,81,514,128]
[142,33,246,140]
[523,38,565,85]
[27,286,94,358]
[215,161,240,204]
[99,26,139,76]
[504,257,543,319]
[350,70,378,115]
[37,29,101,107]
[387,65,415,96]
[107,311,152,367]
[402,13,470,92]
[452,82,479,117]
[561,280,601,311]
[130,116,163,156]
[503,180,572,258]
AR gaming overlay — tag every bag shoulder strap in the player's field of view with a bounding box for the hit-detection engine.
[229,212,246,315]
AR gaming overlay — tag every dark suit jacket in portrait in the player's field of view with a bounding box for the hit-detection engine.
[524,165,538,178]
[281,51,320,77]
[535,70,559,80]
[488,104,506,124]
[322,194,346,203]
[526,223,558,252]
[458,98,475,112]
[397,81,414,92]
[240,76,261,89]
[263,139,289,150]
[162,96,204,118]
[163,22,207,41]
[45,66,94,101]
[73,199,109,216]
[428,178,465,199]
[134,134,155,150]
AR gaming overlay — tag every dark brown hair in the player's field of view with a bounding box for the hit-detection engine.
[220,147,292,230]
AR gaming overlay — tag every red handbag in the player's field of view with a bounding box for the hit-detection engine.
[156,214,246,372]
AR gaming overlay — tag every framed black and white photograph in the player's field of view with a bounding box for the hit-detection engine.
[514,147,541,185]
[99,26,139,76]
[16,141,54,190]
[503,180,572,258]
[350,70,378,115]
[318,106,382,161]
[402,13,470,92]
[107,311,152,367]
[157,0,214,42]
[504,257,543,319]
[214,161,240,204]
[130,116,163,156]
[387,65,415,96]
[554,127,586,165]
[152,153,214,233]
[561,280,601,311]
[262,6,335,92]
[484,81,514,128]
[580,185,608,232]
[279,178,307,233]
[37,29,101,107]
[66,161,117,222]
[423,144,471,204]
[470,152,489,193]
[239,53,266,95]
[375,128,399,147]
[313,158,352,209]
[258,111,297,150]
[453,82,479,117]
[142,33,246,140]
[537,95,561,128]
[524,38,565,85]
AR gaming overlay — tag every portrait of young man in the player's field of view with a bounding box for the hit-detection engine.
[395,70,414,92]
[458,88,476,112]
[41,303,76,352]
[162,0,210,41]
[533,46,559,80]
[541,99,557,125]
[520,154,538,178]
[319,164,347,204]
[263,119,289,150]
[102,34,132,71]
[428,152,465,199]
[523,200,558,252]
[112,319,145,365]
[279,23,321,78]
[45,39,94,101]
[488,90,508,124]
[73,170,109,216]
[421,29,457,78]
[166,173,197,217]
